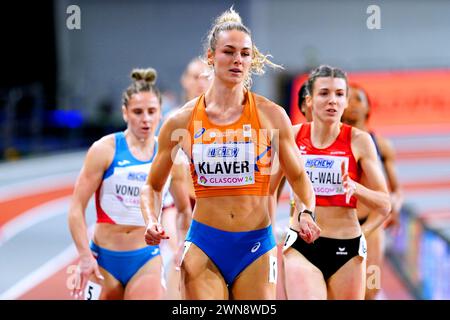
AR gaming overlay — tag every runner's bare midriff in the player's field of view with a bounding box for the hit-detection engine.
[316,206,361,239]
[93,223,147,251]
[193,195,271,232]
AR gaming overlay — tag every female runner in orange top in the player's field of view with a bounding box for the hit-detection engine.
[141,7,318,300]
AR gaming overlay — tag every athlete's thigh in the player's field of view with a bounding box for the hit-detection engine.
[161,207,179,252]
[230,247,277,300]
[276,244,287,300]
[181,242,228,300]
[327,255,366,300]
[164,263,182,300]
[124,255,164,300]
[283,248,327,300]
[366,228,384,272]
[365,228,384,299]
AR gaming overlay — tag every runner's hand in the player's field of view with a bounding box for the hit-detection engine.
[298,213,321,244]
[72,255,104,299]
[341,162,356,204]
[144,222,169,246]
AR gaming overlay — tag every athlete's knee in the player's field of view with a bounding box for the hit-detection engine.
[365,287,381,300]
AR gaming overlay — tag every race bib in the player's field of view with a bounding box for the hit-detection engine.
[302,155,348,196]
[180,241,192,266]
[269,255,278,284]
[193,142,255,186]
[282,228,298,252]
[84,281,102,300]
[113,164,149,208]
[358,233,367,260]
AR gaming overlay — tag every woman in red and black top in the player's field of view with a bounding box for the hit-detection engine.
[282,65,391,300]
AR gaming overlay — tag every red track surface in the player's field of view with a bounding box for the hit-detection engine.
[0,187,73,227]
[3,146,448,300]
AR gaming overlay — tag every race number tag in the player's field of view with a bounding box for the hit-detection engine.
[84,281,102,300]
[282,228,298,252]
[180,241,192,266]
[269,255,277,284]
[193,142,255,186]
[358,233,368,260]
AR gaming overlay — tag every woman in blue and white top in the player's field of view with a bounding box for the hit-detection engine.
[68,68,191,300]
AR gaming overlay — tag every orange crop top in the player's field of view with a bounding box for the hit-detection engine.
[188,91,271,198]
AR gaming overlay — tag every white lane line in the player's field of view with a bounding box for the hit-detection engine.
[0,172,77,202]
[0,224,95,300]
[0,197,71,245]
[0,151,85,186]
[0,244,78,300]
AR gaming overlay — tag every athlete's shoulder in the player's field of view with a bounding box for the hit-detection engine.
[350,125,371,142]
[181,96,199,113]
[350,126,378,158]
[91,133,116,153]
[252,92,290,130]
[253,92,286,115]
[84,134,116,168]
[372,133,395,159]
[164,98,198,130]
[292,123,303,137]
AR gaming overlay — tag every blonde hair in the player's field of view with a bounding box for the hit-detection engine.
[205,7,283,89]
[122,68,162,106]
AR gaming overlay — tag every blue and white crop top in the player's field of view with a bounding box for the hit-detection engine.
[95,132,172,226]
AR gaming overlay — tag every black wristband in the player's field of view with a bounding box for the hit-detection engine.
[298,209,315,223]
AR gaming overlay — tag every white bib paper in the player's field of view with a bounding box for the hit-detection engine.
[302,155,348,196]
[84,281,102,300]
[193,142,255,186]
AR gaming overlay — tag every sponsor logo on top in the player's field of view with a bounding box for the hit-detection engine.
[207,146,239,158]
[199,176,207,184]
[127,172,147,182]
[194,128,206,139]
[305,158,334,169]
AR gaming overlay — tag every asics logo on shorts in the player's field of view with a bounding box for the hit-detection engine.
[251,242,261,253]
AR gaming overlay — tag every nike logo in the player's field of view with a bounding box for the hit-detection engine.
[300,146,306,150]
